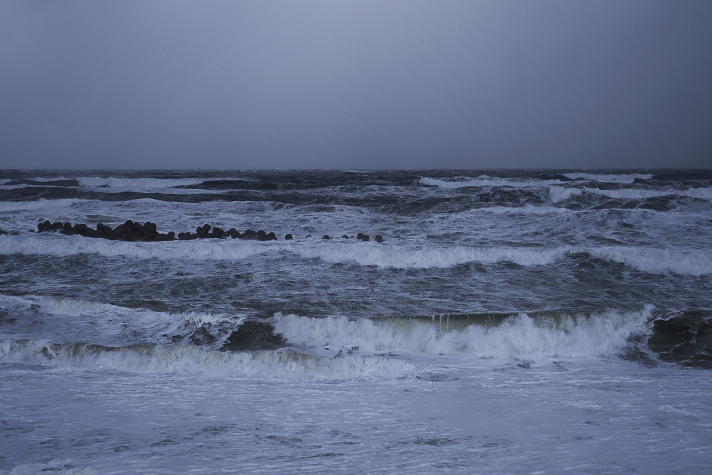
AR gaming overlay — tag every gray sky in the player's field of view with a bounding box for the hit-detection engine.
[1,1,711,169]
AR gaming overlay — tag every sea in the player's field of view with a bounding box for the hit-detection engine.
[0,169,711,474]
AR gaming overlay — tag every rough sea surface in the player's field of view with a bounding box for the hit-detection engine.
[1,169,711,474]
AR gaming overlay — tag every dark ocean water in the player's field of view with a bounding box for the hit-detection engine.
[1,169,711,473]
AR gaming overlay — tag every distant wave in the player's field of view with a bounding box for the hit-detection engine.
[3,235,710,275]
[471,205,569,215]
[77,176,207,190]
[4,234,566,268]
[0,198,90,212]
[294,242,568,269]
[74,176,245,195]
[548,186,712,203]
[420,176,564,189]
[0,293,242,344]
[0,234,273,261]
[563,173,653,183]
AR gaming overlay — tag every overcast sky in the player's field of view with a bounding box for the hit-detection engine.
[1,1,711,169]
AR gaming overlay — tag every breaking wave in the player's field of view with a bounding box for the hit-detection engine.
[272,307,654,360]
[0,306,658,379]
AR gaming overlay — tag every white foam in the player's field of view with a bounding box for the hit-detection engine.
[0,339,413,381]
[272,306,653,360]
[292,242,569,269]
[591,247,712,276]
[564,173,653,183]
[548,186,582,203]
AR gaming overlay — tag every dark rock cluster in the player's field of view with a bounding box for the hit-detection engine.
[357,232,383,242]
[35,219,384,243]
[37,220,175,241]
[177,225,277,241]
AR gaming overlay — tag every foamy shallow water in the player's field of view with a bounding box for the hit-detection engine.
[3,358,711,474]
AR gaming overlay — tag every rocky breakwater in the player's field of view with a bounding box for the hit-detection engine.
[36,220,384,243]
[37,220,175,242]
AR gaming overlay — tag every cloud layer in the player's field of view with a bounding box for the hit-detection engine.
[1,1,711,169]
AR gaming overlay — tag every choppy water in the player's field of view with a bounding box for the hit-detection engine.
[1,169,711,473]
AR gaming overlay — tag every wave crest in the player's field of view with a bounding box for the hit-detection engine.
[0,339,413,381]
